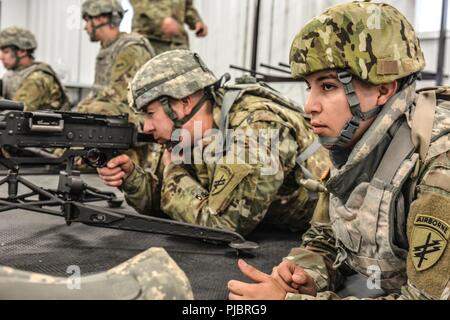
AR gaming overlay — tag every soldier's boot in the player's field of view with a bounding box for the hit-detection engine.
[0,247,193,300]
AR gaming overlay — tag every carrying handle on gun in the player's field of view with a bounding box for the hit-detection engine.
[28,112,64,133]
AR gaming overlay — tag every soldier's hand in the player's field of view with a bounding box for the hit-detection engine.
[97,154,135,187]
[271,260,317,296]
[161,17,181,36]
[195,22,208,37]
[228,259,288,300]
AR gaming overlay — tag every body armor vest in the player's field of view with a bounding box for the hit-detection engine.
[93,32,154,93]
[2,62,70,110]
[327,86,450,292]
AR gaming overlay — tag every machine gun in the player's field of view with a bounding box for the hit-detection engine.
[0,100,257,251]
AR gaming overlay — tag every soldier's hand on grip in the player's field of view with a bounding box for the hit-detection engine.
[97,154,135,187]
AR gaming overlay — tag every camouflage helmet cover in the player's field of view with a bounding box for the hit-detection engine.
[289,1,425,84]
[129,50,218,112]
[0,26,37,50]
[81,0,125,19]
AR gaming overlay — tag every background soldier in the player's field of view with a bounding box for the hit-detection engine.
[98,50,330,236]
[228,1,449,300]
[0,26,70,112]
[77,0,155,116]
[0,248,193,300]
[130,0,207,55]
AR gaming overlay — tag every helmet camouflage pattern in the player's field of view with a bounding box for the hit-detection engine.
[82,0,125,22]
[289,1,425,84]
[129,50,217,112]
[0,26,37,50]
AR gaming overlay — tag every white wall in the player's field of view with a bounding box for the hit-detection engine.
[0,0,447,105]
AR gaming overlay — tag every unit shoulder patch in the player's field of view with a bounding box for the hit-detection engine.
[210,166,233,196]
[411,214,449,271]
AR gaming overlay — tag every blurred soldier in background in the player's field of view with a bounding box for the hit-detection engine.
[77,0,155,116]
[130,0,207,55]
[0,26,70,112]
[77,0,156,166]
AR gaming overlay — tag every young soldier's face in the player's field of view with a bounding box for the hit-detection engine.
[303,70,380,148]
[0,47,18,69]
[143,100,178,144]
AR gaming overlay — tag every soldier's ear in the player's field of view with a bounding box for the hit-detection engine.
[179,97,190,115]
[376,81,398,106]
[16,49,28,58]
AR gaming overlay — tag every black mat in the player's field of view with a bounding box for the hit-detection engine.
[0,173,301,300]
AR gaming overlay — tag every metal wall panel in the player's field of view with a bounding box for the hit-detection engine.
[0,0,447,104]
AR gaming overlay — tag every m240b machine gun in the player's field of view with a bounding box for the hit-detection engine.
[0,100,257,251]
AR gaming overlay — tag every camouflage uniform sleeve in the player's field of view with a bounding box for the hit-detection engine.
[121,163,160,214]
[14,71,62,112]
[130,0,172,35]
[185,0,203,29]
[283,190,353,294]
[94,44,153,106]
[160,121,299,235]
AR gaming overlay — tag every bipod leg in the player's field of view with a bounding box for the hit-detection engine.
[56,158,123,207]
[64,202,258,251]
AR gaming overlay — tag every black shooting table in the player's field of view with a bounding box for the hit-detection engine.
[0,169,302,300]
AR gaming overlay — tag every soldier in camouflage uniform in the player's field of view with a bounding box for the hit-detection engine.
[0,247,193,299]
[0,26,70,112]
[130,0,208,55]
[98,49,331,236]
[228,1,449,300]
[77,0,155,116]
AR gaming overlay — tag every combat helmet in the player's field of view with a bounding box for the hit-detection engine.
[0,26,37,51]
[289,1,425,148]
[129,50,217,143]
[81,0,125,29]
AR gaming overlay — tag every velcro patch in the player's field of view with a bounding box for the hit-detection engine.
[411,214,449,271]
[208,164,253,215]
[211,166,233,195]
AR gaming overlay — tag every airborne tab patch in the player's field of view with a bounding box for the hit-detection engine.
[411,214,449,272]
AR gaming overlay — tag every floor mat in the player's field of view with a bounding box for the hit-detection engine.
[0,173,301,299]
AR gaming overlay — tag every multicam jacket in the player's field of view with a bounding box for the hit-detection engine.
[2,62,70,111]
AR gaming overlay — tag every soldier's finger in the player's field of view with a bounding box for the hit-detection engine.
[101,171,125,182]
[227,280,246,296]
[103,179,123,187]
[271,270,299,293]
[107,154,130,169]
[97,166,123,177]
[292,270,308,285]
[237,259,271,283]
[228,292,245,300]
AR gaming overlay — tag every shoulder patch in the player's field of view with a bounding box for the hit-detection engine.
[411,214,449,271]
[211,166,233,195]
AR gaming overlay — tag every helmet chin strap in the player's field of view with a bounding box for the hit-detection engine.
[10,47,25,70]
[322,70,383,150]
[87,17,111,41]
[160,91,214,151]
